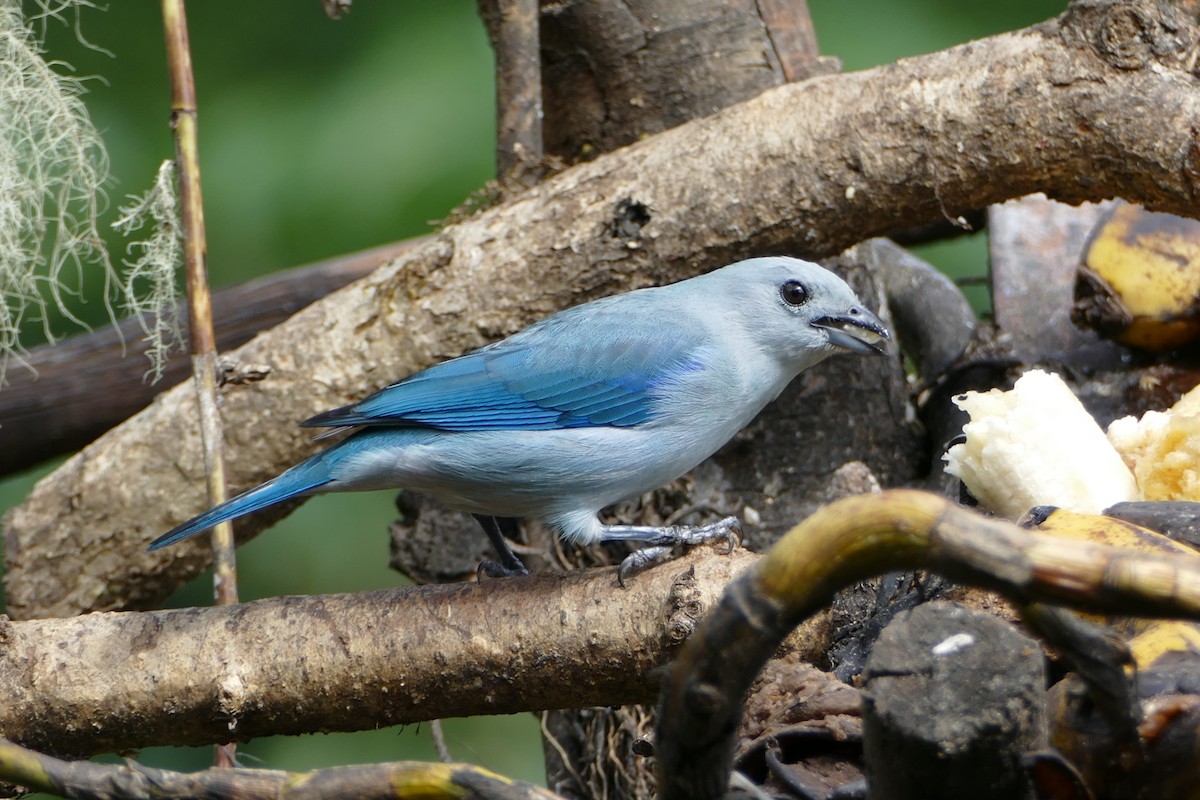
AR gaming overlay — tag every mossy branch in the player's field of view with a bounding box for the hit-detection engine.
[0,735,561,800]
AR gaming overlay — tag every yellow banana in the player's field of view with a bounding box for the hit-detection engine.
[1072,202,1200,352]
[1028,506,1200,799]
[1023,505,1198,641]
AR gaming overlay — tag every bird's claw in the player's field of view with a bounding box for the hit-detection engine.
[616,516,742,586]
[473,515,530,580]
[676,515,741,553]
[476,558,530,581]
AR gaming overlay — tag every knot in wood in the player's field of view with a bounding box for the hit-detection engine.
[1098,4,1160,69]
[1059,0,1193,71]
[1093,1,1192,71]
[666,565,705,644]
[217,671,249,732]
[610,197,652,244]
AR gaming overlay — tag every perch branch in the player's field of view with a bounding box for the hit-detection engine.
[5,487,1200,764]
[6,0,1200,619]
[0,547,756,757]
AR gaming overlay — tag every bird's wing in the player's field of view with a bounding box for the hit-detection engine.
[302,306,708,431]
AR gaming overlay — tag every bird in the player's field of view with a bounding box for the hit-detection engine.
[149,256,890,578]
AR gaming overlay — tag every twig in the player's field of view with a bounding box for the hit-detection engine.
[160,0,238,769]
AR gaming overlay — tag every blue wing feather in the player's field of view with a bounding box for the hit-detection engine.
[302,304,707,432]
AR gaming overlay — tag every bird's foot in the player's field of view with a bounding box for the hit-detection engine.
[476,557,530,580]
[473,514,530,579]
[601,516,742,586]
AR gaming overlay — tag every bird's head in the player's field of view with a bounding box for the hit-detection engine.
[709,256,891,370]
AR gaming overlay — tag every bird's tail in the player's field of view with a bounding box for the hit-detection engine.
[148,459,333,551]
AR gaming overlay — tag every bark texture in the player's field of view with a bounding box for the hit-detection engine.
[0,547,755,758]
[539,0,811,162]
[861,602,1046,800]
[479,0,543,182]
[7,0,1200,620]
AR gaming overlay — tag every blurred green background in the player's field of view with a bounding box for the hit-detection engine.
[2,0,1062,790]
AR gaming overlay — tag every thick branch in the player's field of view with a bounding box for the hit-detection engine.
[6,0,1200,619]
[0,547,755,758]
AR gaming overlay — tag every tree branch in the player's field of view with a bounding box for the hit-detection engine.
[477,0,543,184]
[0,736,563,800]
[0,547,757,757]
[6,0,1199,620]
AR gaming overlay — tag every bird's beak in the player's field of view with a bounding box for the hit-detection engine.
[812,307,891,355]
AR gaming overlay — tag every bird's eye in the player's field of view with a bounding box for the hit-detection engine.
[780,280,809,306]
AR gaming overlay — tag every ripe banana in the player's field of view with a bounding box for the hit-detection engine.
[944,370,1137,519]
[1072,202,1200,352]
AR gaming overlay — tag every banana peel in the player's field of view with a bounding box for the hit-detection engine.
[1072,203,1200,352]
[1023,505,1199,644]
[1106,500,1200,551]
[1024,506,1200,799]
[1022,505,1193,554]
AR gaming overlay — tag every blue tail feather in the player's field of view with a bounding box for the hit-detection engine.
[148,462,333,551]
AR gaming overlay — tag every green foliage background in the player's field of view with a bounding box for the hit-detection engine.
[1,0,1061,789]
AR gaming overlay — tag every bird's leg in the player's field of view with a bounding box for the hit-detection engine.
[599,516,741,585]
[473,514,530,578]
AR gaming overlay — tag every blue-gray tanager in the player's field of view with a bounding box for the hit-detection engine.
[149,256,889,576]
